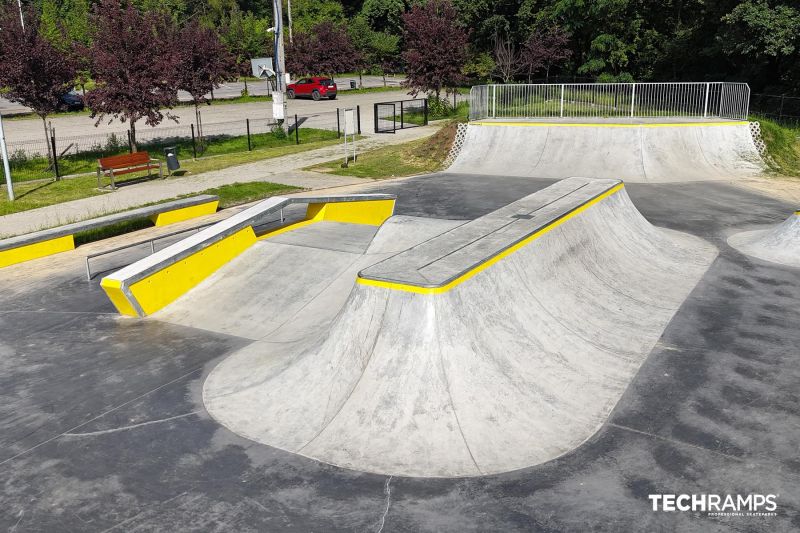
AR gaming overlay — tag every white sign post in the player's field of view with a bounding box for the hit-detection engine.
[343,108,357,166]
[0,113,14,201]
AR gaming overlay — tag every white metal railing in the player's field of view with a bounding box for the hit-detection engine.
[469,82,751,121]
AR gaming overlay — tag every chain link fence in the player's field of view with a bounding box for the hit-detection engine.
[5,108,357,184]
[750,94,800,127]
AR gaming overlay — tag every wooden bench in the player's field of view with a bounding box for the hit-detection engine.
[97,151,163,189]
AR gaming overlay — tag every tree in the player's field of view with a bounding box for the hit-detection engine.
[402,0,469,101]
[493,35,519,83]
[286,21,362,76]
[221,7,272,94]
[85,0,181,151]
[521,26,572,82]
[360,0,406,35]
[176,21,236,149]
[0,4,77,170]
[291,0,346,34]
[349,15,400,86]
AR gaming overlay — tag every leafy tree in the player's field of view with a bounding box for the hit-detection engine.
[85,0,181,150]
[360,0,406,34]
[286,21,362,76]
[521,26,572,82]
[291,0,346,34]
[221,7,272,94]
[0,4,78,169]
[493,35,519,83]
[722,1,800,59]
[176,21,235,148]
[462,51,495,82]
[402,0,469,101]
[349,15,400,86]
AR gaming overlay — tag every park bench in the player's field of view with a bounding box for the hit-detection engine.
[0,194,219,269]
[97,151,163,190]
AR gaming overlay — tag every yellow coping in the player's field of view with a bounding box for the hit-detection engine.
[794,210,800,216]
[357,184,625,295]
[101,227,257,317]
[258,198,396,241]
[149,200,219,226]
[0,234,75,269]
[472,121,750,128]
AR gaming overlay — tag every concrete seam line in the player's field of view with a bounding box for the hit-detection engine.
[472,121,750,128]
[357,183,625,294]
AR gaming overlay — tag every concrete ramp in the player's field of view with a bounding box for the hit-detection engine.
[448,121,764,182]
[202,178,718,477]
[728,211,800,268]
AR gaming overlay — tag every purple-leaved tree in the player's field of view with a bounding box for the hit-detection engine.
[521,26,572,82]
[0,4,77,170]
[401,0,469,101]
[286,21,362,77]
[176,21,235,149]
[85,0,181,151]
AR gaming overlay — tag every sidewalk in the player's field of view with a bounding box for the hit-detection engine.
[0,125,440,237]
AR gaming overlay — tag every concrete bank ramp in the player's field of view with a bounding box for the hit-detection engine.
[203,177,718,477]
[448,121,764,182]
[728,211,800,268]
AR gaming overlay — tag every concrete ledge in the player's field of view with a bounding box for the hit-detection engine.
[101,194,396,317]
[358,178,622,293]
[0,195,220,268]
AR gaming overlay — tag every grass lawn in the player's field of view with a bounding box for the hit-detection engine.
[0,133,340,216]
[307,121,459,179]
[754,117,800,176]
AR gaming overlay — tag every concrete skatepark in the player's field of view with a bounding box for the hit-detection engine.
[1,107,799,530]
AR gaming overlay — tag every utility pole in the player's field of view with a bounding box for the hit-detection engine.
[0,113,15,201]
[16,0,24,31]
[272,0,287,123]
[287,0,293,43]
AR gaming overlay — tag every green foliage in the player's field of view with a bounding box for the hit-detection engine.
[755,117,800,176]
[462,52,495,81]
[723,1,800,58]
[360,0,406,34]
[291,0,346,33]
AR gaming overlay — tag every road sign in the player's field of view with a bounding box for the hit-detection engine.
[250,57,275,79]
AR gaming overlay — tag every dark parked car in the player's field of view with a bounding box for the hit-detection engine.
[286,77,337,101]
[60,92,84,111]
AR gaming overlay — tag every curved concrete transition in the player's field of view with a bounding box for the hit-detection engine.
[201,178,718,477]
[728,211,800,268]
[448,120,764,182]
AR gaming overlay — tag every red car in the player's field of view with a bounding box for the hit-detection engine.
[287,77,337,101]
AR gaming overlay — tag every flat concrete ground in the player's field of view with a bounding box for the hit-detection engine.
[1,174,798,531]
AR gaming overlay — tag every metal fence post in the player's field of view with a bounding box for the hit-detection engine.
[374,103,379,133]
[295,114,299,144]
[400,101,405,129]
[50,133,59,179]
[336,108,341,138]
[356,105,361,134]
[630,83,636,117]
[703,82,710,118]
[191,124,197,159]
[560,84,565,117]
[719,83,725,118]
[492,85,497,118]
[423,99,429,125]
[246,118,252,151]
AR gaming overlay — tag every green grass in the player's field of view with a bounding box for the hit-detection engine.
[753,116,800,176]
[10,128,339,184]
[0,133,342,216]
[308,121,459,179]
[15,181,303,243]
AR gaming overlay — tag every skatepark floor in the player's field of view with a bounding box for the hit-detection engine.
[1,172,799,531]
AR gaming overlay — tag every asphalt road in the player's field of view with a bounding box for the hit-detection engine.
[2,82,419,144]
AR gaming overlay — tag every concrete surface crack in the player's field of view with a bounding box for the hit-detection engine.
[63,411,201,437]
[376,475,393,533]
[10,509,24,533]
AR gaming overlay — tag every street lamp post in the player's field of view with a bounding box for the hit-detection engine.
[272,0,287,124]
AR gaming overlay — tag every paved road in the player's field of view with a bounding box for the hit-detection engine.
[2,88,425,144]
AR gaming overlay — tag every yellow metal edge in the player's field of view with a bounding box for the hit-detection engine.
[306,199,396,226]
[150,200,219,227]
[0,234,75,269]
[99,277,139,317]
[123,227,257,316]
[356,183,625,295]
[472,121,749,128]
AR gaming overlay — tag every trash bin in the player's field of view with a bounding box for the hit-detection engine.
[350,79,357,89]
[163,146,180,173]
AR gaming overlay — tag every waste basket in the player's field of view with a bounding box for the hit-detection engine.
[350,79,357,89]
[163,146,180,173]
